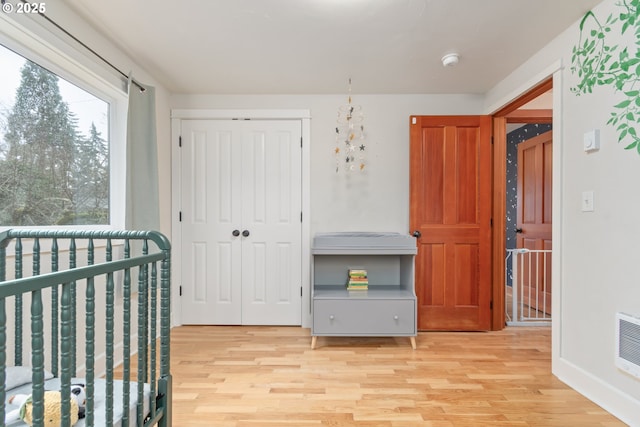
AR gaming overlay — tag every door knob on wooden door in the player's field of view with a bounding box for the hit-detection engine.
[412,230,422,238]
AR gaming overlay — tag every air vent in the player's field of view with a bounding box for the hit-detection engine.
[616,312,640,379]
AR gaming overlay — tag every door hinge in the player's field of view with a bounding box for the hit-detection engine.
[490,300,493,309]
[491,136,494,145]
[300,286,303,297]
[179,211,182,222]
[300,212,303,223]
[179,136,182,147]
[490,218,493,226]
[179,286,182,296]
[300,137,303,148]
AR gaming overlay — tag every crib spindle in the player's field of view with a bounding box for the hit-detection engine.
[51,238,59,377]
[31,286,45,427]
[122,238,131,427]
[0,239,5,283]
[142,240,149,383]
[136,258,146,426]
[32,237,40,276]
[69,238,77,376]
[86,238,96,427]
[60,280,73,427]
[161,254,171,377]
[150,261,158,416]
[14,238,22,367]
[0,241,5,426]
[0,296,6,426]
[105,238,115,426]
[30,238,46,427]
[158,249,172,427]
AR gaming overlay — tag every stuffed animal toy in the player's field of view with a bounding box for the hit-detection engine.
[5,384,86,427]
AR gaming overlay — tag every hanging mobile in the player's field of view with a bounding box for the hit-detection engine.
[335,78,366,172]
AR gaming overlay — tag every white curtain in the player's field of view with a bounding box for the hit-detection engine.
[125,81,160,231]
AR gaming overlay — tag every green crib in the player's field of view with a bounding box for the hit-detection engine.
[0,230,172,427]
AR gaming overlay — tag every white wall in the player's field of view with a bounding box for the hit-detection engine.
[486,0,640,424]
[170,94,484,236]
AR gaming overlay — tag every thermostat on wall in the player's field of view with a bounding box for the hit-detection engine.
[584,129,600,152]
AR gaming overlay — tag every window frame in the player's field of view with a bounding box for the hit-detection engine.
[0,12,127,230]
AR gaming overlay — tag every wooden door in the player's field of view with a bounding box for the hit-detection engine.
[516,130,552,314]
[410,115,492,331]
[180,119,302,325]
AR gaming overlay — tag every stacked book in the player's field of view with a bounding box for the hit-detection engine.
[347,269,368,290]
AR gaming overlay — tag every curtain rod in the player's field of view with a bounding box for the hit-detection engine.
[8,0,146,92]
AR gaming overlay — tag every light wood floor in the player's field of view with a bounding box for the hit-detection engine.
[170,326,626,427]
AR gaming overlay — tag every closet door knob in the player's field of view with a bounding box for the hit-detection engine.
[232,230,240,237]
[412,230,422,238]
[242,230,250,237]
[329,315,334,320]
[394,315,399,320]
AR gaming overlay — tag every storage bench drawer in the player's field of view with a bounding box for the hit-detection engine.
[313,299,415,335]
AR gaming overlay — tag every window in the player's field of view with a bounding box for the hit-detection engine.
[0,44,113,226]
[0,11,129,230]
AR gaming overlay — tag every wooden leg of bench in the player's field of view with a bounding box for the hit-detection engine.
[410,336,416,350]
[311,336,317,349]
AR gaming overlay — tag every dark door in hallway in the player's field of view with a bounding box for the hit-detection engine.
[516,130,552,314]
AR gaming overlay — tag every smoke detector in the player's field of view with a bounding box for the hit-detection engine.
[441,53,459,67]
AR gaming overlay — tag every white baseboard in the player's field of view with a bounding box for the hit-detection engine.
[555,357,640,426]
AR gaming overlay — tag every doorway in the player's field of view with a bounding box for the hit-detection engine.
[492,78,553,329]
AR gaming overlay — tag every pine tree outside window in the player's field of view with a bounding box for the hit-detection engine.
[0,44,110,226]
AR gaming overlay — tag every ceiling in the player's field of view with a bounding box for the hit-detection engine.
[61,0,603,95]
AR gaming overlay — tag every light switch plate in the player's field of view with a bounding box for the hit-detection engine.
[584,129,600,152]
[582,191,594,212]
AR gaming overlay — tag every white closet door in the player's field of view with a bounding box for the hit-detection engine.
[180,119,302,325]
[180,119,242,324]
[241,121,302,325]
